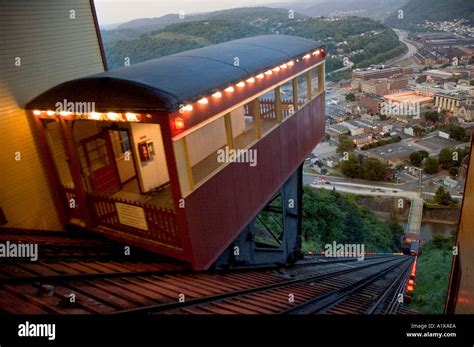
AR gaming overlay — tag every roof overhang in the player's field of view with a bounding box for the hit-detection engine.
[26,35,325,119]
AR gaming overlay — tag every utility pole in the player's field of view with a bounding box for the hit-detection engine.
[418,168,423,198]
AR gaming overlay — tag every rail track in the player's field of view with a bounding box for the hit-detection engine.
[0,230,415,315]
[138,256,413,315]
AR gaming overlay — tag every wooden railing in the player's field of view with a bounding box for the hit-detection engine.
[257,99,305,120]
[88,193,181,249]
[259,98,276,120]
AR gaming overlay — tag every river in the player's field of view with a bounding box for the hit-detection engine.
[398,221,457,242]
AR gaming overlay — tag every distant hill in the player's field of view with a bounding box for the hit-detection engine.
[266,0,409,20]
[103,7,405,71]
[104,19,266,67]
[384,0,474,30]
[101,7,308,44]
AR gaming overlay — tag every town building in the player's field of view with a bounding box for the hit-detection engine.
[351,67,413,91]
[359,95,384,114]
[350,133,373,147]
[423,69,459,83]
[454,104,474,122]
[360,77,409,96]
[339,121,364,136]
[435,93,467,111]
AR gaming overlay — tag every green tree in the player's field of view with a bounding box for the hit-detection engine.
[410,152,424,166]
[440,124,471,142]
[424,111,441,123]
[361,157,388,181]
[434,186,454,206]
[388,210,404,250]
[438,148,455,169]
[337,136,356,154]
[345,92,356,102]
[412,126,425,137]
[448,167,459,177]
[339,154,362,178]
[424,157,439,174]
[410,150,429,166]
[419,150,429,158]
[302,187,401,253]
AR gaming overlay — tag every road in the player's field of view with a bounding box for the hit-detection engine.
[387,29,420,67]
[303,172,463,200]
[328,61,354,75]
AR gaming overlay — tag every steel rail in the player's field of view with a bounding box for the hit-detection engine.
[113,256,404,314]
[283,257,411,314]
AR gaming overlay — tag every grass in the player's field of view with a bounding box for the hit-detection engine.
[407,238,454,314]
[303,168,318,175]
[425,200,458,208]
[301,239,323,254]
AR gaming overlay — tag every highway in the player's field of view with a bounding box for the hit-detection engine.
[388,29,421,67]
[303,172,463,200]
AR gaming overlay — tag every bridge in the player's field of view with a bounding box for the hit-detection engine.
[406,198,423,236]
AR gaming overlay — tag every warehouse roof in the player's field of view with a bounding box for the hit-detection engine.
[27,35,322,112]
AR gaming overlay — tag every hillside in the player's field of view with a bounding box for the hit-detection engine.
[384,0,474,31]
[407,235,455,314]
[102,7,405,70]
[101,7,308,44]
[270,0,409,20]
[302,187,404,253]
[104,19,266,68]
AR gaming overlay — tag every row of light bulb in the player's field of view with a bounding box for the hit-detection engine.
[32,110,140,122]
[181,48,324,112]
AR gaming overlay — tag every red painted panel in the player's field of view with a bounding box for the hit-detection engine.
[216,170,238,238]
[279,124,290,176]
[246,159,263,213]
[287,115,299,169]
[270,127,283,188]
[195,181,225,262]
[304,106,311,154]
[308,103,315,151]
[257,136,274,201]
[185,94,325,269]
[297,106,305,160]
[232,160,251,224]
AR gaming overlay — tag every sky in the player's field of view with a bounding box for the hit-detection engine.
[94,0,290,26]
